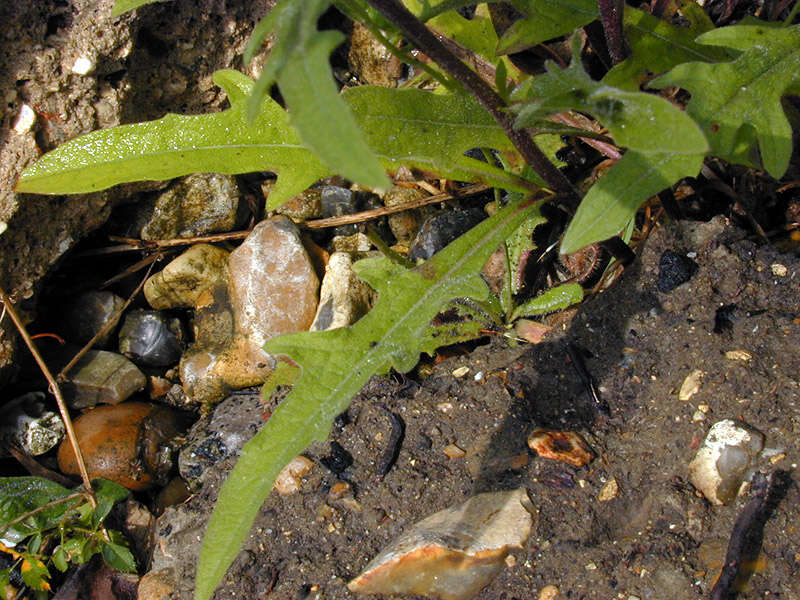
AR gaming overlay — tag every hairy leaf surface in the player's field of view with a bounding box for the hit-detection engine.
[19,73,535,205]
[511,37,707,252]
[195,198,540,600]
[510,282,583,320]
[603,5,731,91]
[651,21,800,178]
[497,0,599,54]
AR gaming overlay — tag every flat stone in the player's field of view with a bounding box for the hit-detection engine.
[61,349,146,408]
[311,252,374,331]
[348,489,534,600]
[144,244,230,310]
[141,173,243,240]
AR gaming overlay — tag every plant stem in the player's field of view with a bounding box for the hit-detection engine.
[0,288,97,509]
[597,0,628,64]
[364,0,579,202]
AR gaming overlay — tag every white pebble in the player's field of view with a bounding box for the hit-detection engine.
[71,56,94,75]
[12,104,36,134]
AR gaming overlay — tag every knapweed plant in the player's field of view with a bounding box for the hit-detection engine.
[16,0,800,597]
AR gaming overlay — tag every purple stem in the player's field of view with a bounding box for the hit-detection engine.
[597,0,629,64]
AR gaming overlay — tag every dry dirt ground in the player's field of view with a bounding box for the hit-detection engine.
[151,217,799,600]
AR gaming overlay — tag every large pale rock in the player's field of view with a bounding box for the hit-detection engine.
[144,244,229,310]
[179,217,319,404]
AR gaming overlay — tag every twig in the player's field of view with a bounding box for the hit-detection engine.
[304,183,492,229]
[4,443,76,488]
[597,0,629,64]
[710,471,786,600]
[364,0,580,203]
[57,258,157,380]
[0,492,85,540]
[108,229,251,249]
[0,288,96,508]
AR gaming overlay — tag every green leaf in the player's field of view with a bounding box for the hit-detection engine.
[497,0,599,55]
[510,282,583,320]
[512,37,707,251]
[0,570,11,597]
[111,0,163,17]
[19,74,534,206]
[102,539,137,573]
[17,70,330,208]
[0,478,75,545]
[651,22,800,177]
[343,86,539,192]
[561,151,703,252]
[90,479,129,530]
[245,0,389,190]
[603,5,731,91]
[194,197,541,600]
[20,556,49,591]
[52,546,69,572]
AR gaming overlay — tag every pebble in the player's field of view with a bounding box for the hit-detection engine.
[118,309,183,367]
[444,443,466,459]
[688,419,765,505]
[678,369,704,402]
[538,584,560,600]
[656,249,698,292]
[273,456,314,495]
[321,186,360,236]
[59,290,125,348]
[770,263,788,277]
[58,402,184,491]
[597,477,619,501]
[409,208,485,261]
[348,489,534,600]
[528,430,595,468]
[382,186,428,242]
[144,244,230,310]
[724,349,752,361]
[451,366,470,378]
[274,187,322,222]
[140,173,243,240]
[0,392,64,456]
[61,349,146,408]
[310,252,374,331]
[348,21,403,87]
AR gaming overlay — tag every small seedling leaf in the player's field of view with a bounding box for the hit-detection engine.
[651,22,800,177]
[195,197,541,600]
[510,283,584,320]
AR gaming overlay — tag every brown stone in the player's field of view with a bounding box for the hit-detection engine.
[527,430,595,468]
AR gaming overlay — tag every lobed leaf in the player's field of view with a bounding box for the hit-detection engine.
[651,22,800,178]
[195,197,541,600]
[497,0,599,55]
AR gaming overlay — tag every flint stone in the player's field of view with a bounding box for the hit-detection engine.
[311,252,374,331]
[348,488,535,600]
[409,208,485,261]
[59,290,125,348]
[140,173,243,240]
[144,244,229,310]
[119,309,183,367]
[61,349,146,408]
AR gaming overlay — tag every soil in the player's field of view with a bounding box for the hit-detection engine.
[150,216,799,600]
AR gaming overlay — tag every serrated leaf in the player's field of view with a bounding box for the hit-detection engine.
[19,73,534,206]
[111,0,163,17]
[651,22,800,177]
[603,5,731,91]
[497,0,599,55]
[17,70,330,208]
[510,282,583,320]
[0,478,75,545]
[194,197,540,600]
[343,86,539,191]
[102,541,137,573]
[561,150,703,252]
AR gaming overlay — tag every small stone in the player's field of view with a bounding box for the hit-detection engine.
[688,419,765,505]
[274,456,314,495]
[332,232,373,252]
[275,187,322,222]
[71,56,94,75]
[144,244,230,310]
[12,104,36,134]
[141,173,243,240]
[137,569,175,600]
[538,584,560,600]
[119,309,183,367]
[692,410,706,422]
[770,263,788,277]
[0,392,64,456]
[348,489,535,600]
[348,21,402,87]
[444,443,466,459]
[310,252,374,331]
[514,319,552,344]
[678,369,704,402]
[528,430,595,468]
[58,402,184,491]
[59,290,125,348]
[62,350,146,408]
[383,186,428,242]
[724,349,752,361]
[321,186,360,236]
[451,366,470,378]
[597,477,619,501]
[656,250,698,292]
[409,208,485,261]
